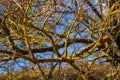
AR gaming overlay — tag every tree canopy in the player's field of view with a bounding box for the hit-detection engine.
[0,0,120,79]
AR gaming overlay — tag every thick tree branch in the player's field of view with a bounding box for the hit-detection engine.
[85,0,103,20]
